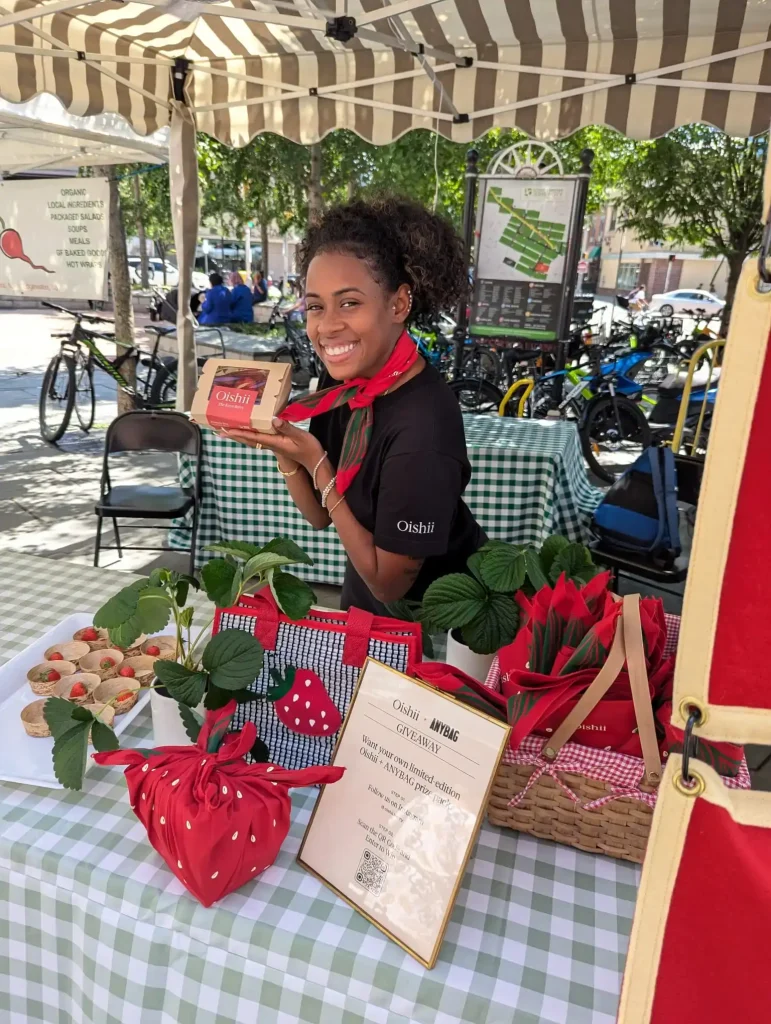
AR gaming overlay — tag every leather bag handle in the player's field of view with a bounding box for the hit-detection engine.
[542,594,662,784]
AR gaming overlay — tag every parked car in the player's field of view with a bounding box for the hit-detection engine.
[649,288,725,317]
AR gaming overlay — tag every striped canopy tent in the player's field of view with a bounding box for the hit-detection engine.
[1,0,770,400]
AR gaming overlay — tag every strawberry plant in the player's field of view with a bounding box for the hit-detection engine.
[420,535,601,655]
[47,537,317,790]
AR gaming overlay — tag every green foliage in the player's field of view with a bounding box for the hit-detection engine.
[201,631,264,691]
[419,535,600,656]
[384,599,434,658]
[268,569,315,620]
[178,704,204,744]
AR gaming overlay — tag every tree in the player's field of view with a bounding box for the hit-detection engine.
[616,126,766,333]
[119,165,175,283]
[101,167,136,414]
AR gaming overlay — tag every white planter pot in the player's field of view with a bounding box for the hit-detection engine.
[445,630,495,683]
[150,686,204,746]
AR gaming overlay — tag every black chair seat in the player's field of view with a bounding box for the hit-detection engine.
[590,539,687,584]
[96,485,194,518]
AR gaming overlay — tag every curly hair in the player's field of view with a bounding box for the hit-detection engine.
[297,195,467,325]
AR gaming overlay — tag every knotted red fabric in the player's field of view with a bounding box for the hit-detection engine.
[93,702,345,906]
[279,329,418,493]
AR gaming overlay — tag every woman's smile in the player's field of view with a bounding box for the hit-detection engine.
[318,339,360,365]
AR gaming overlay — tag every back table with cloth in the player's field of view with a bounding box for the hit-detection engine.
[172,415,603,582]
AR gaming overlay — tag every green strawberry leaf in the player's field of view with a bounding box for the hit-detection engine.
[479,544,526,594]
[524,548,549,591]
[175,580,190,608]
[249,736,271,763]
[180,606,195,629]
[269,569,315,620]
[466,550,486,585]
[539,535,570,575]
[107,616,145,650]
[209,541,263,560]
[260,536,314,566]
[422,573,487,631]
[201,558,240,608]
[91,720,120,752]
[242,552,297,579]
[204,684,257,710]
[202,629,264,690]
[549,542,595,585]
[43,696,81,738]
[154,661,208,707]
[52,721,90,790]
[71,705,95,722]
[178,704,204,743]
[461,593,519,655]
[93,585,140,629]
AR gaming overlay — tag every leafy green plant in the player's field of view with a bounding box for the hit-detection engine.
[420,535,601,656]
[47,537,316,789]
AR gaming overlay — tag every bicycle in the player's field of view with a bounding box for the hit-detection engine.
[38,301,179,443]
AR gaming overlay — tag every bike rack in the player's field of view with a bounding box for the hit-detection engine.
[670,339,725,456]
[498,377,535,417]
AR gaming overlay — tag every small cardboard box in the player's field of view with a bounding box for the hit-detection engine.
[190,358,292,434]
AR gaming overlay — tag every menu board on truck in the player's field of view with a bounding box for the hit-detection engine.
[471,177,579,342]
[0,178,109,300]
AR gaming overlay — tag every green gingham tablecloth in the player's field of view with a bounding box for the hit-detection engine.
[0,553,638,1024]
[172,414,604,583]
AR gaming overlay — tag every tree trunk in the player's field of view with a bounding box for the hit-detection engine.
[308,142,323,226]
[133,175,150,290]
[721,252,746,336]
[103,167,136,415]
[260,221,269,280]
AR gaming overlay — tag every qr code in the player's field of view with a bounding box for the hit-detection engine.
[355,849,388,896]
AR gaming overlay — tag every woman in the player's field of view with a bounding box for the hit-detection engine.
[222,196,485,615]
[229,271,254,324]
[198,272,231,325]
[252,270,269,305]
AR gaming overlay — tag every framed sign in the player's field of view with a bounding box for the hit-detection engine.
[298,659,510,968]
[471,176,580,343]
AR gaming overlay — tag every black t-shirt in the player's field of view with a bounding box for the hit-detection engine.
[309,363,485,614]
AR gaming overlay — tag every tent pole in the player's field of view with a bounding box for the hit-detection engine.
[555,148,594,380]
[169,59,199,412]
[453,147,479,377]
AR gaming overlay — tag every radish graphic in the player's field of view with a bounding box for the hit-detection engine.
[267,667,341,737]
[0,217,53,273]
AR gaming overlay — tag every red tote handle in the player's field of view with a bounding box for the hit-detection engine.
[342,606,375,667]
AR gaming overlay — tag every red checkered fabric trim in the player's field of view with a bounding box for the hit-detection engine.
[483,613,751,810]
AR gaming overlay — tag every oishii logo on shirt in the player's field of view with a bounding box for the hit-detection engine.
[397,520,436,534]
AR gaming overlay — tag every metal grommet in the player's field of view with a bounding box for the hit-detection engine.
[678,697,708,728]
[673,769,705,798]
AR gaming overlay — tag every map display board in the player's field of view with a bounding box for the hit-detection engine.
[471,177,579,342]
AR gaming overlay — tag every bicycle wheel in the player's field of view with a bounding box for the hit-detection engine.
[39,354,75,443]
[73,355,95,432]
[580,395,651,483]
[448,377,505,414]
[461,345,501,385]
[148,358,177,407]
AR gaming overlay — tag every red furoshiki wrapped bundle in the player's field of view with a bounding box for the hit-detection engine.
[93,702,345,906]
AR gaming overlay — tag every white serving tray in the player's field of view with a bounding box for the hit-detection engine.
[0,613,154,789]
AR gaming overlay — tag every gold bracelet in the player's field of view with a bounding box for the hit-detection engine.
[312,451,328,491]
[276,461,300,478]
[327,494,346,515]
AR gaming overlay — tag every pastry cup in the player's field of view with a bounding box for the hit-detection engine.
[72,627,110,650]
[21,699,51,738]
[88,703,116,740]
[27,660,76,696]
[44,641,90,664]
[94,677,140,714]
[121,656,156,687]
[141,635,177,660]
[79,648,124,680]
[53,672,100,705]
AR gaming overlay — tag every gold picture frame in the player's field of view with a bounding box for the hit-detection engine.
[297,658,511,969]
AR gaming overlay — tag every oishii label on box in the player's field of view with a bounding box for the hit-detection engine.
[206,364,270,428]
[190,358,292,433]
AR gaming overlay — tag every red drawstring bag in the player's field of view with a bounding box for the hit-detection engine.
[93,701,345,907]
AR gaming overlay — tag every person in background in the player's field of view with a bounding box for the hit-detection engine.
[627,283,647,312]
[198,272,231,325]
[252,270,268,304]
[229,271,254,323]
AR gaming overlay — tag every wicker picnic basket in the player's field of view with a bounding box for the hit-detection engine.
[487,596,666,864]
[484,601,749,863]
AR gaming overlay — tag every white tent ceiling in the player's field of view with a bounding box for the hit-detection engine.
[0,93,166,174]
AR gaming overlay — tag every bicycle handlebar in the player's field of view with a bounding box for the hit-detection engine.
[41,300,114,325]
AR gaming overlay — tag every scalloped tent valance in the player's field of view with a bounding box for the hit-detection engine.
[0,0,769,146]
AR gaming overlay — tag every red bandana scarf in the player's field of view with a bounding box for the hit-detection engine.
[279,330,418,494]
